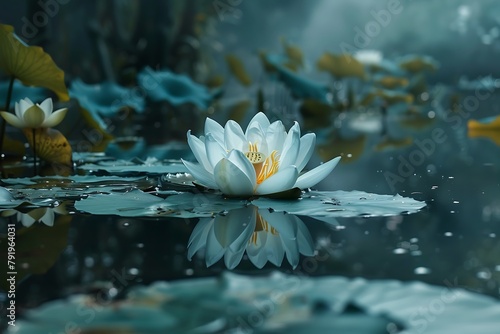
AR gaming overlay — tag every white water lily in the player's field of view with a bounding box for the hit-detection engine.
[0,97,67,128]
[187,206,314,269]
[182,113,341,196]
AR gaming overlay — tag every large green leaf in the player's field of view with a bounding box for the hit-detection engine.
[0,24,69,101]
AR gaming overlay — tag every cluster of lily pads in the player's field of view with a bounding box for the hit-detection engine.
[8,271,500,333]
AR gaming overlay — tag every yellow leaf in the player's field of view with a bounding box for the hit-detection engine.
[375,137,413,151]
[375,76,409,89]
[0,24,69,101]
[225,54,252,86]
[23,127,72,167]
[317,52,365,79]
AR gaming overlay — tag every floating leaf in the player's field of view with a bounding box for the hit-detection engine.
[375,136,413,151]
[138,67,216,109]
[468,115,500,145]
[69,79,145,116]
[11,271,500,333]
[75,189,425,218]
[78,159,187,174]
[360,89,414,106]
[374,76,409,89]
[23,127,72,168]
[225,54,252,86]
[254,190,426,217]
[0,24,69,101]
[399,55,439,73]
[317,52,365,79]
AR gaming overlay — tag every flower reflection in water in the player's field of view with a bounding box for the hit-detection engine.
[188,205,314,269]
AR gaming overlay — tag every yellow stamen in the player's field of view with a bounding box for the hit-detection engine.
[249,214,279,245]
[244,142,280,185]
[256,150,279,184]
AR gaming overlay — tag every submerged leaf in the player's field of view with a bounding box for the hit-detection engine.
[0,24,69,101]
[225,54,252,86]
[23,127,72,167]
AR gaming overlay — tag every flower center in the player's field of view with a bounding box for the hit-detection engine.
[244,142,279,184]
[249,213,279,245]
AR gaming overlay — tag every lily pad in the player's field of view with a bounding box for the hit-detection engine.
[253,190,426,217]
[0,24,69,101]
[10,272,500,334]
[78,159,188,174]
[75,189,425,218]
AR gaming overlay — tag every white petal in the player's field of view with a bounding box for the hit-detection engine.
[295,133,316,172]
[187,218,213,260]
[181,159,218,189]
[265,120,286,153]
[224,120,246,151]
[265,235,285,267]
[282,237,300,269]
[19,213,35,227]
[205,224,225,267]
[213,158,255,196]
[205,133,227,170]
[294,156,341,189]
[261,210,297,240]
[245,124,268,154]
[40,209,54,226]
[227,149,256,187]
[14,101,22,118]
[294,216,315,256]
[204,117,225,146]
[38,98,53,118]
[279,122,300,168]
[19,98,34,112]
[249,112,271,129]
[23,105,45,128]
[224,248,246,269]
[0,112,24,128]
[256,165,298,195]
[187,130,212,171]
[41,108,67,127]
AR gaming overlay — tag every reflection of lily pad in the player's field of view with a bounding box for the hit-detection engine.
[11,271,500,333]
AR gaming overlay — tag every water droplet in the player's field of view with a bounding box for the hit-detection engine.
[431,185,438,190]
[477,270,491,280]
[444,232,453,237]
[410,237,419,243]
[427,110,435,118]
[393,248,407,254]
[494,265,500,272]
[128,268,140,275]
[136,243,144,248]
[185,269,194,276]
[489,233,496,238]
[414,267,431,275]
[453,200,460,204]
[84,257,95,267]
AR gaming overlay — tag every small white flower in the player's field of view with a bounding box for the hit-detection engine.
[182,113,341,197]
[0,97,67,128]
